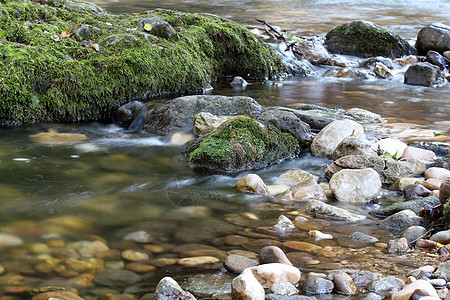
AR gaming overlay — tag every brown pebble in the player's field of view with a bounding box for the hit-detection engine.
[125,263,157,273]
[148,258,177,267]
[95,249,121,260]
[141,244,165,253]
[283,241,322,253]
[47,239,66,248]
[177,256,220,266]
[224,235,250,246]
[32,291,85,300]
[98,294,137,300]
[4,285,30,295]
[121,250,149,262]
[304,260,320,265]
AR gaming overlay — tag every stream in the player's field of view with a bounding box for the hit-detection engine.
[0,0,449,298]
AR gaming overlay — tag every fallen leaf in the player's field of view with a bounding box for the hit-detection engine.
[143,23,152,32]
[61,30,71,37]
[90,43,100,52]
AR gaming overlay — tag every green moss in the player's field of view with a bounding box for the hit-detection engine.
[187,116,300,172]
[0,0,287,126]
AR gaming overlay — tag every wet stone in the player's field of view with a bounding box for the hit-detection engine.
[283,241,322,253]
[121,250,149,262]
[154,277,196,300]
[177,256,220,266]
[242,239,284,253]
[94,269,141,288]
[333,272,358,295]
[259,246,292,265]
[348,232,379,244]
[125,263,157,273]
[367,276,405,297]
[270,282,299,295]
[405,184,431,200]
[402,226,427,243]
[378,210,422,234]
[223,254,259,275]
[123,231,152,243]
[31,291,85,300]
[388,238,409,254]
[184,272,233,298]
[301,273,334,295]
[224,235,250,246]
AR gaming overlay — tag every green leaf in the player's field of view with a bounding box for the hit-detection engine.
[144,23,152,32]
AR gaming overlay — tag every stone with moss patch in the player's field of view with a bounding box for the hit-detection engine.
[325,20,414,58]
[0,0,287,126]
[185,116,300,173]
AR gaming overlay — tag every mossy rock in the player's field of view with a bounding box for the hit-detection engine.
[325,20,415,58]
[0,0,287,126]
[185,116,300,173]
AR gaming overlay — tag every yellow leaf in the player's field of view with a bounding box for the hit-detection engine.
[61,30,71,38]
[90,43,100,52]
[143,23,152,32]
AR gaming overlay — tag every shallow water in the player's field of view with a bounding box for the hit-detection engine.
[0,0,449,298]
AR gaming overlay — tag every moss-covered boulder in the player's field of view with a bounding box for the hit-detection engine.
[0,0,287,126]
[185,116,300,173]
[325,20,414,58]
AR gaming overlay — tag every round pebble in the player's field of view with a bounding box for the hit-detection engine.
[178,256,220,266]
[121,250,149,262]
[125,263,157,273]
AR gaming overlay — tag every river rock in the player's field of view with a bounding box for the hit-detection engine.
[236,174,269,196]
[402,146,437,162]
[333,272,358,295]
[224,254,259,275]
[370,196,439,217]
[440,176,450,205]
[329,168,381,202]
[32,291,85,300]
[145,95,263,135]
[373,138,408,158]
[121,250,149,262]
[79,241,110,257]
[405,184,431,200]
[0,233,23,247]
[230,76,248,87]
[388,238,409,254]
[231,268,265,300]
[328,54,359,67]
[388,279,439,300]
[114,101,145,128]
[333,136,375,160]
[324,67,375,79]
[283,241,322,253]
[269,282,298,296]
[427,50,448,70]
[274,170,318,187]
[391,177,426,192]
[178,256,220,266]
[248,263,301,288]
[123,231,152,243]
[271,215,296,234]
[402,226,427,242]
[310,119,365,158]
[185,116,300,173]
[367,276,405,298]
[379,210,423,234]
[306,200,365,221]
[373,62,397,78]
[139,17,176,39]
[256,107,313,145]
[301,273,334,295]
[275,181,326,204]
[331,154,426,184]
[325,20,414,58]
[285,104,347,130]
[348,232,379,244]
[415,23,450,54]
[259,246,292,266]
[404,62,442,87]
[293,39,331,65]
[29,132,88,144]
[426,168,450,180]
[154,277,196,300]
[430,229,450,244]
[193,112,241,136]
[423,178,441,191]
[94,270,141,288]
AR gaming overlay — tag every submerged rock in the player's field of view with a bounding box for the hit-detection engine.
[306,200,365,222]
[154,277,196,300]
[185,116,300,173]
[236,174,269,196]
[325,20,414,58]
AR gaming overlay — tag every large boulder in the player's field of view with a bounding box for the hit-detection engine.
[415,23,450,55]
[185,116,300,173]
[325,20,414,58]
[310,119,365,158]
[145,95,264,135]
[329,168,381,202]
[256,108,313,146]
[378,210,423,234]
[404,62,442,87]
[0,2,286,126]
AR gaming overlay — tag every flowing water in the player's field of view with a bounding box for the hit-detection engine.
[0,0,449,298]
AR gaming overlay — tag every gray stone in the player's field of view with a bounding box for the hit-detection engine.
[275,182,326,204]
[224,254,259,275]
[348,232,379,244]
[293,39,331,65]
[310,119,365,158]
[367,276,405,298]
[328,270,379,288]
[154,277,196,300]
[435,261,450,281]
[416,23,450,54]
[94,269,141,288]
[405,184,431,201]
[184,272,232,298]
[272,215,296,234]
[431,230,450,244]
[440,176,450,205]
[325,20,414,58]
[333,136,375,160]
[404,62,442,87]
[401,226,427,242]
[363,57,396,69]
[286,105,347,130]
[270,282,298,296]
[259,246,292,266]
[333,272,358,295]
[427,50,448,70]
[104,34,139,46]
[429,278,446,288]
[329,168,381,202]
[362,292,382,300]
[324,67,375,79]
[379,210,422,234]
[256,107,313,145]
[265,295,315,300]
[74,24,102,41]
[306,200,365,222]
[369,196,440,217]
[145,95,263,135]
[301,273,334,295]
[139,17,177,39]
[115,101,145,128]
[230,76,248,87]
[388,238,409,254]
